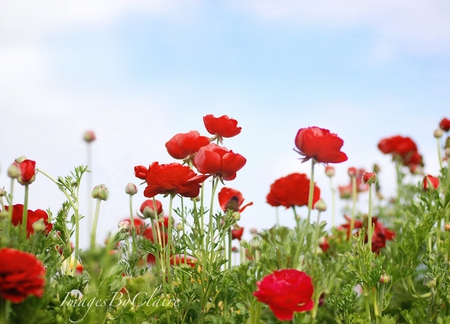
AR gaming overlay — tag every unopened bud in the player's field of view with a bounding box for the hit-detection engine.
[249,228,258,235]
[348,167,357,177]
[314,199,327,212]
[125,183,138,196]
[7,163,20,179]
[325,166,335,177]
[176,223,183,231]
[362,172,377,184]
[83,130,96,143]
[444,223,450,231]
[32,218,46,232]
[379,274,391,284]
[232,212,241,221]
[14,156,27,164]
[92,184,109,201]
[434,128,444,138]
[118,219,131,232]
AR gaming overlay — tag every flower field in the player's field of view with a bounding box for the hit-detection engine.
[1,115,450,324]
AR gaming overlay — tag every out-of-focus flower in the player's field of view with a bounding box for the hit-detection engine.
[218,187,253,213]
[18,159,36,185]
[362,172,377,184]
[0,248,46,303]
[170,254,197,267]
[439,117,450,132]
[165,130,210,161]
[294,127,348,164]
[5,204,52,237]
[231,226,244,240]
[325,166,335,177]
[378,135,424,172]
[266,173,320,209]
[83,130,96,143]
[253,269,314,321]
[318,236,330,253]
[203,114,242,139]
[193,143,246,181]
[139,199,163,219]
[140,162,209,198]
[434,128,444,138]
[423,175,439,190]
[119,217,146,235]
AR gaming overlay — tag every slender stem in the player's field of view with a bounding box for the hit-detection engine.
[306,160,316,224]
[437,137,443,170]
[207,178,219,262]
[350,176,357,240]
[90,198,102,250]
[21,184,29,238]
[0,297,7,324]
[367,182,373,252]
[87,143,93,238]
[128,194,137,253]
[329,177,336,228]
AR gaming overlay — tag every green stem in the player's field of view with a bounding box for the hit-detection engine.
[329,177,336,228]
[90,198,102,250]
[21,184,29,238]
[350,176,357,240]
[165,194,174,293]
[207,178,219,262]
[128,194,137,253]
[0,297,7,324]
[437,137,443,171]
[368,182,373,253]
[306,160,316,224]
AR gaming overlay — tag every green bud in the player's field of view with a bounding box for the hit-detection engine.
[92,184,109,201]
[32,218,46,232]
[125,183,138,195]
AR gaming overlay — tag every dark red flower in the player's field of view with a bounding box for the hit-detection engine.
[266,173,320,209]
[5,204,52,237]
[378,135,417,156]
[139,199,163,218]
[439,117,450,132]
[134,165,148,180]
[193,143,246,181]
[231,227,244,240]
[253,269,314,321]
[203,114,242,139]
[140,162,209,198]
[423,175,439,190]
[294,127,347,164]
[218,187,253,213]
[165,130,210,160]
[0,248,46,303]
[18,159,36,185]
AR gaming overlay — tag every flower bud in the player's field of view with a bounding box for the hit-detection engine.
[232,212,241,221]
[0,188,5,197]
[32,218,46,232]
[444,223,450,231]
[362,172,377,184]
[434,128,444,138]
[7,163,20,179]
[14,156,27,164]
[118,219,132,232]
[325,166,335,177]
[92,184,109,201]
[83,130,96,143]
[249,228,258,235]
[125,183,138,196]
[314,199,327,212]
[176,223,183,231]
[423,175,439,190]
[379,274,390,284]
[0,210,9,219]
[348,167,357,177]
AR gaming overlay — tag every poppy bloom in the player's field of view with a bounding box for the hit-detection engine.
[218,187,253,213]
[0,248,46,303]
[193,143,246,181]
[5,204,52,237]
[253,269,314,321]
[378,135,423,172]
[439,117,450,132]
[18,159,36,185]
[139,162,209,198]
[203,114,242,139]
[231,227,244,240]
[294,127,348,164]
[165,130,210,160]
[266,173,320,209]
[423,175,439,190]
[139,199,163,218]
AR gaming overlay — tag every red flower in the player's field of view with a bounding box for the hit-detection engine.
[134,165,148,180]
[294,127,348,164]
[253,269,314,321]
[170,254,197,267]
[165,130,210,160]
[338,184,352,199]
[203,114,242,139]
[231,227,244,240]
[139,162,209,198]
[0,248,46,303]
[423,175,439,190]
[319,237,330,253]
[266,173,320,209]
[218,187,253,213]
[140,199,163,218]
[5,204,52,237]
[439,117,450,132]
[193,143,246,181]
[378,135,423,172]
[18,159,36,185]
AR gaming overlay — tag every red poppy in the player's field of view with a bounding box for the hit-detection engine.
[439,117,450,132]
[139,162,209,198]
[0,248,46,303]
[5,204,52,237]
[378,135,423,172]
[203,114,242,139]
[18,159,36,185]
[231,227,244,240]
[193,143,246,181]
[165,130,210,160]
[169,254,197,267]
[139,199,163,218]
[218,187,253,213]
[423,175,439,190]
[294,127,348,164]
[266,173,320,209]
[253,269,314,321]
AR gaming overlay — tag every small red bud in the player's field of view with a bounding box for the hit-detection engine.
[83,130,96,143]
[348,167,357,177]
[325,166,335,177]
[362,172,377,184]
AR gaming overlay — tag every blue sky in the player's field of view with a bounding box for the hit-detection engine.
[1,1,449,246]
